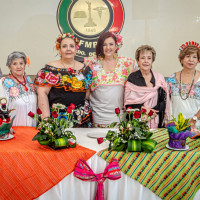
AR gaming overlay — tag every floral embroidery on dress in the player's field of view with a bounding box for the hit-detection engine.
[84,56,137,91]
[166,73,200,100]
[3,76,36,102]
[35,65,92,92]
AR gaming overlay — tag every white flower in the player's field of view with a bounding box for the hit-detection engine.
[52,103,65,110]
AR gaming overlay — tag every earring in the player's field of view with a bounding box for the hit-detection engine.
[114,53,118,59]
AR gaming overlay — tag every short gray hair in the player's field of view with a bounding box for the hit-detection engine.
[6,51,27,67]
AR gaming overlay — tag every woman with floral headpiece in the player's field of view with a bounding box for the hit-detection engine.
[0,51,37,126]
[166,41,200,128]
[35,33,92,127]
[124,45,170,128]
[84,31,138,127]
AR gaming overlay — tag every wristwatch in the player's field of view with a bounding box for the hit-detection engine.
[192,116,198,121]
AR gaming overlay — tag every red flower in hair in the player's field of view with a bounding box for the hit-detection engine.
[57,38,61,43]
[70,103,76,110]
[97,138,104,144]
[115,107,120,115]
[28,111,35,118]
[148,110,154,117]
[52,111,58,118]
[67,106,72,114]
[37,108,42,115]
[133,111,141,119]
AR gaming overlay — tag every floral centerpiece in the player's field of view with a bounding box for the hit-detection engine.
[98,107,157,153]
[166,113,195,149]
[28,103,78,149]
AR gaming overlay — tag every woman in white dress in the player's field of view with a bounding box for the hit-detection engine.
[0,51,37,126]
[166,41,200,128]
[84,32,138,127]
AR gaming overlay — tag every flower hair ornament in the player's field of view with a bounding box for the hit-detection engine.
[26,56,30,66]
[111,32,123,51]
[179,41,200,51]
[56,33,79,51]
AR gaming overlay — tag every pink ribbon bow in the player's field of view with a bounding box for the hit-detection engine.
[74,159,121,200]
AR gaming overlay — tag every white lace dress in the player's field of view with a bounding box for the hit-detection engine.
[166,73,200,128]
[0,76,37,127]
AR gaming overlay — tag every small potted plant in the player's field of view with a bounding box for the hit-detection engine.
[97,107,157,153]
[28,103,78,149]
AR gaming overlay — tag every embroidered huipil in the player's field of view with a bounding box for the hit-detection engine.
[35,65,92,127]
[1,76,37,126]
[166,73,200,128]
[84,56,137,127]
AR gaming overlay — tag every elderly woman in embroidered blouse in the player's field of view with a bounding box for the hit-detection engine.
[84,31,138,127]
[166,41,200,128]
[35,33,92,127]
[124,45,170,128]
[0,51,37,126]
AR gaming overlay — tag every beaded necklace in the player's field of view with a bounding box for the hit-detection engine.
[179,69,196,100]
[10,73,28,91]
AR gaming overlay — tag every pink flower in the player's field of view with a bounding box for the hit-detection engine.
[38,71,45,80]
[122,69,128,76]
[92,71,97,77]
[46,72,59,85]
[101,75,107,81]
[124,62,129,67]
[189,89,195,96]
[112,73,118,81]
[97,138,104,144]
[9,87,19,97]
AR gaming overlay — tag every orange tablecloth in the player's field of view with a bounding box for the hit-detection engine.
[0,127,96,200]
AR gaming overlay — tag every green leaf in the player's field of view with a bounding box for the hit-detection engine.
[32,133,42,141]
[110,122,118,128]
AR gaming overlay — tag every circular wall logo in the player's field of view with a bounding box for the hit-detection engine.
[57,0,124,61]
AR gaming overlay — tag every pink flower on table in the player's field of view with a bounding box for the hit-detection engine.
[122,69,128,76]
[101,75,107,82]
[9,87,19,97]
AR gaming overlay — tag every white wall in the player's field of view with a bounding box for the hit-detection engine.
[0,0,200,76]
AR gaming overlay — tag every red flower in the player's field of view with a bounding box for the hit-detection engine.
[0,118,3,125]
[141,108,146,114]
[46,72,59,85]
[115,107,120,115]
[57,38,61,43]
[127,107,132,113]
[67,106,72,114]
[38,71,45,80]
[148,110,154,117]
[28,111,35,118]
[133,111,141,119]
[52,111,58,118]
[6,117,10,123]
[37,108,42,115]
[97,137,104,144]
[70,103,76,110]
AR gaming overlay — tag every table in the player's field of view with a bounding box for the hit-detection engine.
[36,128,200,200]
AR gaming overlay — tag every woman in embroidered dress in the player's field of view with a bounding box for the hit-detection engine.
[35,33,92,127]
[84,31,138,127]
[166,41,200,128]
[0,51,37,126]
[124,45,170,128]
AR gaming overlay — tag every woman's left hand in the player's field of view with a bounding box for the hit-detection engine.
[189,119,196,129]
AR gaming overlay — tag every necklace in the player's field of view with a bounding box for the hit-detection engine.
[61,60,75,70]
[11,73,28,91]
[101,57,118,74]
[179,69,196,100]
